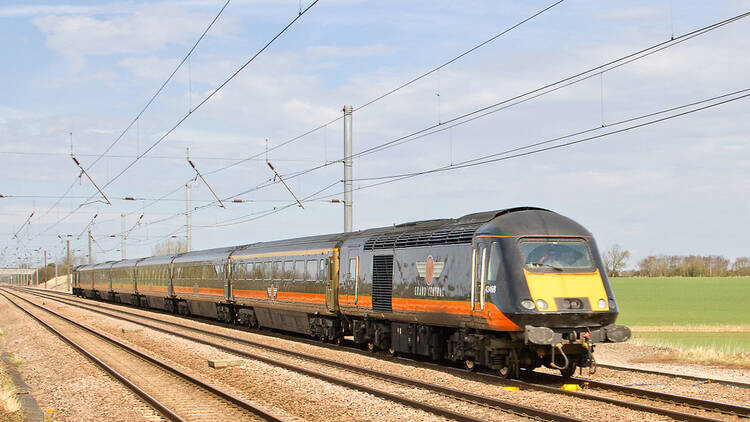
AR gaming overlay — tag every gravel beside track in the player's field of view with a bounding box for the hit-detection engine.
[8,289,467,422]
[17,288,724,422]
[2,290,283,422]
[520,371,750,421]
[0,293,162,422]
[596,343,750,385]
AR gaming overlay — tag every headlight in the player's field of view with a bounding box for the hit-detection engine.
[598,299,607,309]
[520,299,535,310]
[535,299,548,310]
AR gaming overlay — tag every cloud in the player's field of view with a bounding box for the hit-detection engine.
[119,56,182,80]
[596,6,665,21]
[305,44,397,59]
[0,5,94,17]
[31,3,235,66]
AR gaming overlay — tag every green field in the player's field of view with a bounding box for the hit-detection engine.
[631,331,750,355]
[610,277,750,326]
[609,277,750,357]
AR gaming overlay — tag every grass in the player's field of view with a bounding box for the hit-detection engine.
[610,277,750,326]
[0,372,23,422]
[609,277,750,367]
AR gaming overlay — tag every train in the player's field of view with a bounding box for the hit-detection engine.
[72,207,630,377]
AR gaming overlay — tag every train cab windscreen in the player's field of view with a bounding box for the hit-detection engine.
[520,239,594,270]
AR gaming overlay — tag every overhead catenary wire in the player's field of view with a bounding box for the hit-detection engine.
[201,0,565,177]
[17,0,236,248]
[93,12,750,241]
[91,0,321,195]
[37,0,567,242]
[191,87,750,229]
[19,8,750,256]
[206,10,750,205]
[349,88,750,182]
[0,150,321,163]
[33,1,321,239]
[86,0,234,172]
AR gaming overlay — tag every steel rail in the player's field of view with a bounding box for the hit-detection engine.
[525,371,750,418]
[2,289,287,422]
[23,287,743,422]
[594,363,750,390]
[38,288,750,421]
[16,288,582,422]
[0,291,182,422]
[23,287,748,422]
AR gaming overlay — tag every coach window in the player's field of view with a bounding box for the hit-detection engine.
[245,263,253,280]
[319,259,328,282]
[253,262,263,280]
[294,260,305,282]
[273,261,282,281]
[263,262,271,280]
[305,260,318,282]
[283,261,294,281]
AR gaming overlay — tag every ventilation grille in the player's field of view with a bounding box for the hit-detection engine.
[372,255,393,313]
[364,225,479,250]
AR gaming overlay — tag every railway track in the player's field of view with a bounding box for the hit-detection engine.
[0,290,286,422]
[593,363,750,390]
[17,287,750,422]
[5,288,582,422]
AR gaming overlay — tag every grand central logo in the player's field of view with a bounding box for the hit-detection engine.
[416,255,444,285]
[415,256,446,297]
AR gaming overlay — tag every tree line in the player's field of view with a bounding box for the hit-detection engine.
[634,255,750,277]
[604,244,750,277]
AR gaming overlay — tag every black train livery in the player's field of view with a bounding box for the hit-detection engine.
[73,207,630,377]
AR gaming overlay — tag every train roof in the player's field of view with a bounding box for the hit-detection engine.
[230,232,344,257]
[173,246,238,263]
[137,254,178,266]
[348,208,549,250]
[475,208,591,237]
[72,207,587,268]
[110,258,142,269]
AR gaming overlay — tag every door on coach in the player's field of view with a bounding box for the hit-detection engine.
[471,240,489,313]
[325,250,339,312]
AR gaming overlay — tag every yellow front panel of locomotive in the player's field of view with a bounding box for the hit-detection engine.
[523,269,609,312]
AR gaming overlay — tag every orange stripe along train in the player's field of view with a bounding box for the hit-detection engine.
[73,207,630,377]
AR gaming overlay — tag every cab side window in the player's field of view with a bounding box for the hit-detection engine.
[348,258,357,281]
[487,242,502,282]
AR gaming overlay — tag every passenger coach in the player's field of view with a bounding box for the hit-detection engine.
[73,207,630,377]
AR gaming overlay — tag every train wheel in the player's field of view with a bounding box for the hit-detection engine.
[366,342,376,353]
[499,362,521,379]
[559,362,577,378]
[334,335,343,346]
[463,359,476,372]
[498,365,511,378]
[388,347,397,357]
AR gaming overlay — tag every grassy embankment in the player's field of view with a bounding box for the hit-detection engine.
[0,329,24,422]
[610,277,750,367]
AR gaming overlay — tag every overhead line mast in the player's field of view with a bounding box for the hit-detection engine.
[343,105,353,233]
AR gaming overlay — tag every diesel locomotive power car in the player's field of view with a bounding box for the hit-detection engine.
[72,207,630,377]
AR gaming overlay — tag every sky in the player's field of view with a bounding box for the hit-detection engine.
[1,0,749,269]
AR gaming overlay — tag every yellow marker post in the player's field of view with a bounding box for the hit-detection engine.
[502,386,520,391]
[561,384,582,391]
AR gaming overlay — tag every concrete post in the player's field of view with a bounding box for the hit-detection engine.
[186,182,192,252]
[343,105,353,233]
